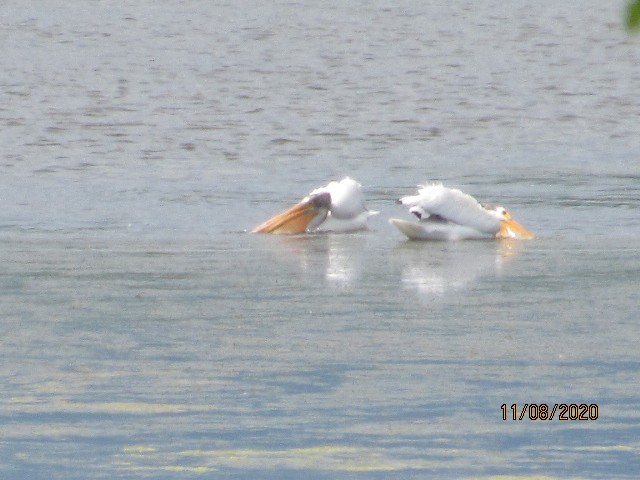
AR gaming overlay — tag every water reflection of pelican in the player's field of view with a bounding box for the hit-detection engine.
[397,240,525,298]
[260,234,369,287]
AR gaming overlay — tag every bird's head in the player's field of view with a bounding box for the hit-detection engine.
[486,205,534,239]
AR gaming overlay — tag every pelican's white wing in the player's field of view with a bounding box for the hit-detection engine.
[309,178,364,219]
[399,184,500,234]
[309,177,378,232]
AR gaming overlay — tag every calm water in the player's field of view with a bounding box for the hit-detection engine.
[1,1,640,478]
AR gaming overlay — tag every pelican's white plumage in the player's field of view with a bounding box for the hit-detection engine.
[252,177,378,234]
[391,184,534,241]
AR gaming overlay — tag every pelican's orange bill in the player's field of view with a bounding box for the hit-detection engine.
[252,200,320,234]
[253,191,331,234]
[497,217,534,240]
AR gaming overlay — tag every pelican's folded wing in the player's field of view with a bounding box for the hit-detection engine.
[400,184,500,234]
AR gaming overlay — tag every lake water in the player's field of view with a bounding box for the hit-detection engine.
[1,1,640,478]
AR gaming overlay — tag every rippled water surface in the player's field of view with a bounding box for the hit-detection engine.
[2,1,640,478]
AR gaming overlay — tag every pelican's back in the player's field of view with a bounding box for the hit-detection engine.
[402,184,501,235]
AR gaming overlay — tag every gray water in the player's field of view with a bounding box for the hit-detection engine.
[2,1,640,478]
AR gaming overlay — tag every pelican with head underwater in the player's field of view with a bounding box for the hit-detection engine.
[252,177,379,234]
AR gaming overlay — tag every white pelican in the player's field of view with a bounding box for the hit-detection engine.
[252,177,378,234]
[390,183,534,241]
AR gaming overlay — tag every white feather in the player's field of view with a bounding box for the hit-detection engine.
[308,177,378,232]
[399,184,501,235]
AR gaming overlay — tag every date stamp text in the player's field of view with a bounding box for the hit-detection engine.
[501,403,599,421]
